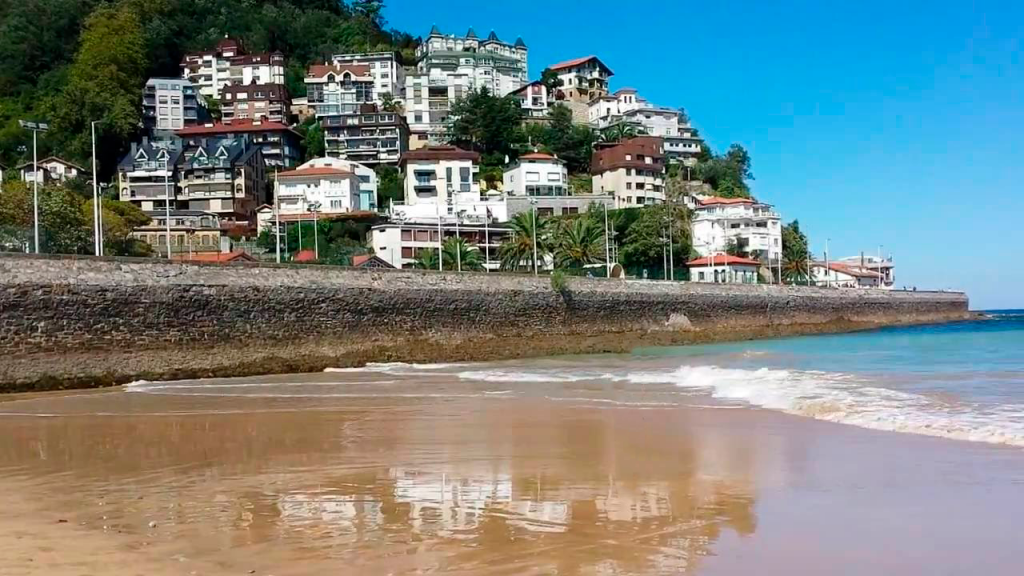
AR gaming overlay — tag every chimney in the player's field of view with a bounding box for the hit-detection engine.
[142,136,149,146]
[860,251,865,268]
[131,142,138,156]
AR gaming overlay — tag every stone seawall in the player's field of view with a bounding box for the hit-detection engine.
[0,254,970,391]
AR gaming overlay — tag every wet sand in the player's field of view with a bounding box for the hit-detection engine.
[1,371,1023,575]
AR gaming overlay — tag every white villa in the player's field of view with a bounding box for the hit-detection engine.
[687,254,762,284]
[809,261,883,288]
[548,56,613,103]
[691,197,782,263]
[329,52,405,104]
[389,146,507,224]
[18,156,85,184]
[259,157,377,231]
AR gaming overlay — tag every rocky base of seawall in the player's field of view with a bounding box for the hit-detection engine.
[1,313,972,393]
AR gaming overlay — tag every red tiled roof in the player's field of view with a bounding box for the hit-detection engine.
[547,56,613,75]
[277,167,355,178]
[687,254,762,267]
[400,146,480,164]
[173,250,256,263]
[307,64,371,78]
[519,152,558,161]
[176,119,296,136]
[293,249,317,263]
[698,196,755,206]
[351,254,396,269]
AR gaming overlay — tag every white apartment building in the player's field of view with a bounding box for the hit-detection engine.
[304,63,375,117]
[404,73,472,147]
[591,137,667,208]
[691,197,782,262]
[503,153,567,197]
[330,52,404,103]
[259,157,377,232]
[405,26,528,146]
[389,146,514,225]
[180,36,284,101]
[589,88,645,127]
[371,220,511,270]
[416,26,528,96]
[548,56,613,103]
[589,88,703,162]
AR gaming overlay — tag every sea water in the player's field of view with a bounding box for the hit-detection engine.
[123,312,1024,448]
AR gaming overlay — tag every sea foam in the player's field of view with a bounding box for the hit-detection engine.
[628,365,1024,448]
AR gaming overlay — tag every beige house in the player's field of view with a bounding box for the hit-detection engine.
[591,136,666,208]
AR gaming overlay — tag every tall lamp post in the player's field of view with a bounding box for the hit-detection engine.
[163,158,172,259]
[274,169,282,264]
[603,202,611,278]
[90,120,101,256]
[529,197,539,276]
[824,238,831,288]
[18,120,49,253]
[308,201,321,260]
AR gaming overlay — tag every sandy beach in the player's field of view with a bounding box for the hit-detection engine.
[0,366,1022,575]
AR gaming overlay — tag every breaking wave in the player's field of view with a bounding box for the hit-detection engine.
[628,365,1024,447]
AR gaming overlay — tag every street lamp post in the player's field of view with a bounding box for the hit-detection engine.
[309,201,321,260]
[274,169,281,264]
[825,238,831,288]
[603,202,611,278]
[90,120,101,256]
[529,197,539,276]
[18,120,49,253]
[163,158,172,260]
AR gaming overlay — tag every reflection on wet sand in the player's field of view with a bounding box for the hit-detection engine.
[0,392,760,574]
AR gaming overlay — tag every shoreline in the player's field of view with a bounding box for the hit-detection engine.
[2,314,972,393]
[1,390,1021,575]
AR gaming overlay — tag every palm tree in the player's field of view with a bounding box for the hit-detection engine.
[442,237,485,272]
[782,255,810,284]
[598,123,641,144]
[553,217,605,269]
[499,211,548,272]
[413,248,440,270]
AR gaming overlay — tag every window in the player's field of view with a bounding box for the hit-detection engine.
[158,96,169,104]
[330,199,344,210]
[547,173,560,182]
[414,113,423,123]
[626,182,632,190]
[625,154,631,161]
[526,171,540,182]
[698,271,705,281]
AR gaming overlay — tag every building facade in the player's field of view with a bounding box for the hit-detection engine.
[836,255,895,288]
[177,137,265,225]
[143,78,205,140]
[117,140,182,212]
[687,254,762,284]
[276,165,361,218]
[221,83,290,124]
[371,220,511,270]
[330,52,404,103]
[810,262,882,288]
[18,157,85,184]
[176,119,302,168]
[131,210,225,257]
[405,26,528,146]
[690,197,782,263]
[548,56,613,103]
[180,36,285,101]
[591,137,667,208]
[322,103,409,165]
[511,81,550,121]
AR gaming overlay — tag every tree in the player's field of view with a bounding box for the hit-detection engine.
[374,164,402,209]
[39,184,91,254]
[619,204,692,277]
[543,104,595,175]
[379,92,400,113]
[44,3,147,174]
[499,211,548,272]
[553,217,605,270]
[441,237,484,271]
[781,219,810,283]
[677,107,690,125]
[694,144,753,199]
[413,247,439,270]
[539,68,563,93]
[303,119,325,160]
[598,123,640,144]
[725,238,749,258]
[447,88,524,164]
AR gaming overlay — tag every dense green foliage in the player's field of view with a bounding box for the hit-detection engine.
[374,165,402,209]
[0,178,151,255]
[441,236,484,271]
[498,211,548,272]
[447,88,525,167]
[694,143,754,198]
[781,219,811,283]
[0,0,416,178]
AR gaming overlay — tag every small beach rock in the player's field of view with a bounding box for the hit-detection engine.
[148,520,158,528]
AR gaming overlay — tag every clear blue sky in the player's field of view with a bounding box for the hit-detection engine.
[384,0,1024,309]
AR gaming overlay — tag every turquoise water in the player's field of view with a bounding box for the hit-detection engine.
[120,311,1024,448]
[632,310,1024,445]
